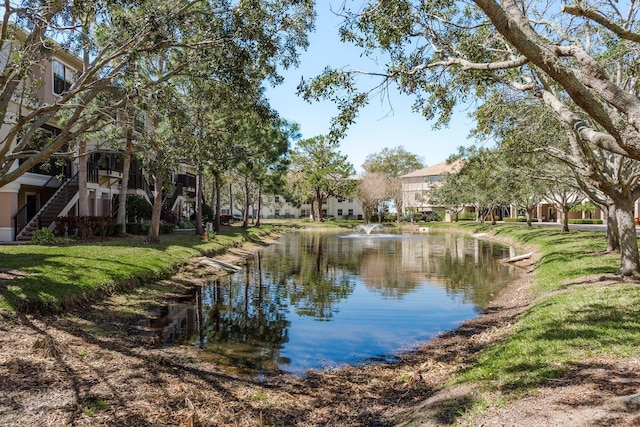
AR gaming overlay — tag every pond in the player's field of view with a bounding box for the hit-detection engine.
[150,230,518,376]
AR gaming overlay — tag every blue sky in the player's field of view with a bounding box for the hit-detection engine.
[265,1,476,172]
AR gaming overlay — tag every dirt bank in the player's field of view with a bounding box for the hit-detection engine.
[1,231,639,426]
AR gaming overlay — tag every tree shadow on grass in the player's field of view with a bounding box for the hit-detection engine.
[484,288,640,394]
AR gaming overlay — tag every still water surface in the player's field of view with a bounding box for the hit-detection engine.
[152,231,517,375]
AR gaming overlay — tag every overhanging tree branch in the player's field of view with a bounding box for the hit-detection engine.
[562,4,640,43]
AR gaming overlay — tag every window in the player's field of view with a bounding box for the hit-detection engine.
[53,60,74,95]
[337,198,344,203]
[275,209,280,217]
[337,209,343,216]
[348,209,354,216]
[415,193,420,200]
[275,196,280,203]
[134,110,146,133]
[348,198,353,203]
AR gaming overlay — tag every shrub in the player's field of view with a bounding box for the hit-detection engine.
[56,216,114,240]
[202,203,214,222]
[384,213,397,222]
[126,223,142,234]
[370,213,393,223]
[76,217,94,239]
[458,212,476,221]
[178,220,195,229]
[126,195,152,221]
[55,215,79,237]
[568,219,603,224]
[31,228,56,245]
[503,218,528,222]
[107,223,124,237]
[160,222,175,234]
[161,208,179,224]
[94,216,112,238]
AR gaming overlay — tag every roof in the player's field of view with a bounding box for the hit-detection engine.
[400,159,463,179]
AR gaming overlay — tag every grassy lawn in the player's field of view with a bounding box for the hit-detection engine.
[431,222,640,410]
[0,224,278,314]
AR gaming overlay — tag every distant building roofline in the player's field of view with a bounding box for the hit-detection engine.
[400,159,463,178]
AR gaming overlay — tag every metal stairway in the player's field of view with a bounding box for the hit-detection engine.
[15,173,79,241]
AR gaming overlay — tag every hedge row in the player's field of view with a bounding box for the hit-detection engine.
[568,219,603,224]
[56,215,121,239]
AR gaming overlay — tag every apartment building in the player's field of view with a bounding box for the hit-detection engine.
[0,41,194,242]
[400,160,465,218]
[259,194,364,220]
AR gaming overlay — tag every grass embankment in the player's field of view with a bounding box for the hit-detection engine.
[0,225,281,314]
[432,222,640,418]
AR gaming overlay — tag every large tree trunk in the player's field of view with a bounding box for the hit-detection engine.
[605,202,620,252]
[116,134,132,234]
[315,189,324,222]
[562,207,570,233]
[525,207,533,227]
[195,172,204,236]
[613,198,640,276]
[147,173,164,243]
[78,139,89,216]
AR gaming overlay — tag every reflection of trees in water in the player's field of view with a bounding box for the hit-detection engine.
[194,232,515,371]
[199,256,291,372]
[356,234,514,305]
[421,235,514,308]
[258,233,357,320]
[358,240,422,299]
[259,233,513,304]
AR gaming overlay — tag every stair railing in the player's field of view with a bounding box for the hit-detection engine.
[13,172,79,239]
[13,174,59,239]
